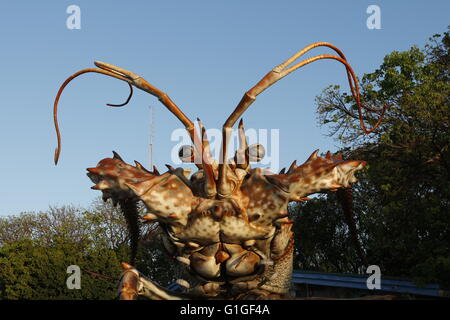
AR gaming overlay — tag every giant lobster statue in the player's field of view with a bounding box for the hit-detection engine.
[53,42,385,300]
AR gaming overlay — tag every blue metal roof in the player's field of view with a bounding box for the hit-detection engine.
[292,270,446,297]
[166,270,448,297]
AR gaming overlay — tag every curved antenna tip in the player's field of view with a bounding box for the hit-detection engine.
[54,150,60,165]
[106,83,133,107]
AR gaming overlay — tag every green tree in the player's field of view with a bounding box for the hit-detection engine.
[0,198,178,299]
[0,239,123,299]
[292,28,450,287]
[290,196,363,275]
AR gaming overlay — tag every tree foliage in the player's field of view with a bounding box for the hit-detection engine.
[292,28,450,287]
[0,199,176,299]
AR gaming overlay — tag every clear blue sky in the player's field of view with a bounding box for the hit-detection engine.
[0,1,448,215]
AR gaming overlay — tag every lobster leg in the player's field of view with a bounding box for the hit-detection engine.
[336,188,368,266]
[118,263,187,300]
[118,199,140,266]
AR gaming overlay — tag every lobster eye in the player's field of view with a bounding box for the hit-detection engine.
[247,144,265,162]
[178,145,195,163]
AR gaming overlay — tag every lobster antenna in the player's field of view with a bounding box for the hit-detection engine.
[53,68,133,165]
[217,42,387,197]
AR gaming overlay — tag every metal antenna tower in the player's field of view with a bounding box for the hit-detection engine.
[148,105,154,169]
